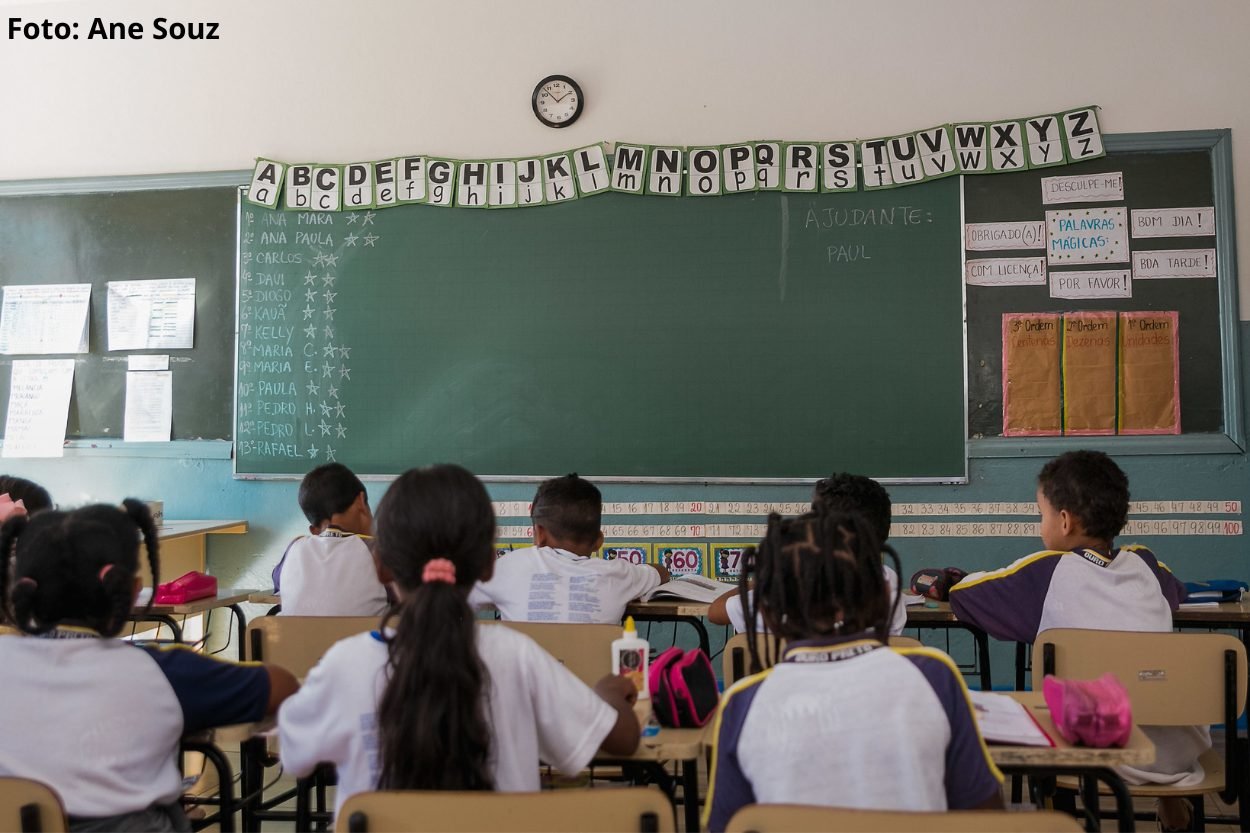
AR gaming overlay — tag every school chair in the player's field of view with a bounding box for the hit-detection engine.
[724,804,1083,832]
[0,777,68,833]
[488,621,622,686]
[721,633,924,686]
[244,615,377,832]
[335,786,675,832]
[1033,628,1248,830]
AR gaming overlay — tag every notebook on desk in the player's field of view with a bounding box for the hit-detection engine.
[969,691,1054,747]
[642,574,729,604]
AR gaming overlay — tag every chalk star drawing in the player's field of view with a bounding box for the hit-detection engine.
[327,384,340,399]
[320,402,333,417]
[322,362,334,378]
[307,446,319,459]
[304,324,317,339]
[325,445,337,461]
[343,233,359,247]
[305,381,320,396]
[360,211,377,226]
[338,346,351,360]
[324,253,339,267]
[336,424,347,438]
[339,365,351,380]
[363,234,379,247]
[324,325,335,339]
[303,306,316,320]
[304,272,318,286]
[345,213,359,225]
[305,288,318,303]
[322,343,337,357]
[323,307,336,322]
[322,273,336,287]
[323,290,337,305]
[334,402,346,418]
[319,421,331,436]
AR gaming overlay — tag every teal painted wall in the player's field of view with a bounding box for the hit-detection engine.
[6,324,1248,683]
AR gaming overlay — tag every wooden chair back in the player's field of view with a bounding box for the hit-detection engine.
[0,777,68,833]
[336,787,674,832]
[246,615,377,678]
[726,805,1082,832]
[490,621,620,686]
[1032,628,1247,725]
[722,633,924,685]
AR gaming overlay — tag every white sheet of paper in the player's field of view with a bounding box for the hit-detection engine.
[124,370,172,442]
[965,257,1047,286]
[1050,269,1132,300]
[107,279,196,351]
[1046,207,1129,265]
[964,221,1046,251]
[969,690,1052,746]
[1132,248,1217,279]
[1040,171,1124,205]
[0,284,91,355]
[1130,207,1216,238]
[2,358,75,458]
[128,354,170,370]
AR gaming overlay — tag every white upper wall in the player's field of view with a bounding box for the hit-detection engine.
[3,0,1247,312]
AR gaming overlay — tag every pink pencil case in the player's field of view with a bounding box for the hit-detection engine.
[1042,673,1132,748]
[153,571,218,604]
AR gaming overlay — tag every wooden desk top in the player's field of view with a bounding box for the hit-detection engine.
[158,520,248,540]
[1172,598,1250,624]
[904,601,959,624]
[626,599,713,618]
[249,591,280,606]
[138,588,258,616]
[990,692,1155,768]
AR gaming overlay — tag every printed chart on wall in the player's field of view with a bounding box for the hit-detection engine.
[235,184,966,479]
[965,149,1220,438]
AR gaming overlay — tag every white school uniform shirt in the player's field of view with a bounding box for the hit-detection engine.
[278,529,390,617]
[278,624,617,817]
[468,546,661,624]
[0,630,269,819]
[723,564,908,636]
[704,635,1002,831]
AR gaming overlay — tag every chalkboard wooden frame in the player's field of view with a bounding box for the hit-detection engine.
[967,130,1241,458]
[0,170,249,459]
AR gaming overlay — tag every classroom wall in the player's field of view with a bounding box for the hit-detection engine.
[3,0,1250,669]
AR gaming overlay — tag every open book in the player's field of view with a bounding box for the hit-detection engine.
[968,690,1053,747]
[641,574,732,604]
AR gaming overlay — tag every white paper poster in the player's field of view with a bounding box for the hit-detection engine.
[1046,207,1129,265]
[1049,269,1132,299]
[124,370,172,442]
[2,359,75,458]
[1132,249,1217,280]
[0,284,91,355]
[965,257,1047,287]
[964,221,1046,251]
[107,279,196,351]
[1040,171,1124,205]
[1130,207,1216,238]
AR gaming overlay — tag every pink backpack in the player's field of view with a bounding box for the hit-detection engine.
[648,648,719,728]
[1042,673,1133,748]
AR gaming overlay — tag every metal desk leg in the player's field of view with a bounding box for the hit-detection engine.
[183,739,236,833]
[228,604,248,661]
[681,757,701,833]
[631,614,711,656]
[973,626,992,692]
[239,735,264,833]
[134,613,184,642]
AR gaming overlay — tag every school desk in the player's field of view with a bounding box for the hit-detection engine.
[626,599,712,655]
[593,725,707,833]
[144,519,249,586]
[904,602,994,691]
[996,692,1154,832]
[131,588,256,657]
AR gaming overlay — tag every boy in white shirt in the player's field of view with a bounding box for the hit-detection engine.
[271,462,391,616]
[469,473,668,623]
[709,472,908,635]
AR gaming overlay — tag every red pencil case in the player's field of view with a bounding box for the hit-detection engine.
[153,571,217,604]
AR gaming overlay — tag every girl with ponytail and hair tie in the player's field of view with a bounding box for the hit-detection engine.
[0,499,298,832]
[279,464,640,818]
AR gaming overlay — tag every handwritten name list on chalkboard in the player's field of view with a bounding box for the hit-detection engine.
[237,211,355,462]
[236,183,966,480]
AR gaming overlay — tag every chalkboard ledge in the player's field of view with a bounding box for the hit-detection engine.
[970,434,1243,459]
[0,439,232,459]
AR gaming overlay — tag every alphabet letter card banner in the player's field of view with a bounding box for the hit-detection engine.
[1118,311,1180,434]
[1003,313,1061,436]
[1061,312,1116,435]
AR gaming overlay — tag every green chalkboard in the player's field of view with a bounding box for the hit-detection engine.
[236,181,966,480]
[0,184,238,441]
[965,135,1231,440]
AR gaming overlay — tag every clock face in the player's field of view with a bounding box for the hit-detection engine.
[533,75,583,128]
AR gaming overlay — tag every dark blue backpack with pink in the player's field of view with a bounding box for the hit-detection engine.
[648,648,719,728]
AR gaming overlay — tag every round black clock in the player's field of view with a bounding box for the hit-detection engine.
[532,75,583,128]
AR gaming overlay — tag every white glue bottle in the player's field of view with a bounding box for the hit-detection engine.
[612,616,650,700]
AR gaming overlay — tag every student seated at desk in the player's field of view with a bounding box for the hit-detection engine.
[948,450,1203,828]
[709,472,907,636]
[271,462,391,616]
[705,510,1002,832]
[0,474,53,515]
[468,473,668,623]
[0,499,297,833]
[278,464,639,817]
